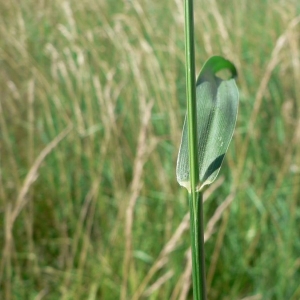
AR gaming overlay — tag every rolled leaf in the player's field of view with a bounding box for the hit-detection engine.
[176,56,239,192]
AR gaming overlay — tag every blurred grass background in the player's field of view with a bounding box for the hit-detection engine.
[1,0,300,299]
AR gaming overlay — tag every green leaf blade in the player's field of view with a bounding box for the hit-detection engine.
[176,56,239,192]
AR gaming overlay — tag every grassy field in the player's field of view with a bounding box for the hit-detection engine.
[1,0,300,299]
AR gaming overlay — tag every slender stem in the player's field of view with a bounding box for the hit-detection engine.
[184,0,207,299]
[184,0,198,191]
[189,192,207,300]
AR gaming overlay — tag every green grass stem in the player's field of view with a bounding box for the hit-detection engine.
[184,0,207,299]
[189,192,207,300]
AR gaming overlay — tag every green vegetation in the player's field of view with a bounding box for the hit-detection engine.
[179,1,207,298]
[177,53,239,299]
[1,0,300,299]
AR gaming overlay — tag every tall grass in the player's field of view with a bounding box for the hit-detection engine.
[1,0,300,299]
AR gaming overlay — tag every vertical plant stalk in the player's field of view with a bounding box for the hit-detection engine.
[189,192,206,300]
[184,0,207,299]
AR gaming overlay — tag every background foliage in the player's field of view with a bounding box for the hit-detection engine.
[1,0,300,299]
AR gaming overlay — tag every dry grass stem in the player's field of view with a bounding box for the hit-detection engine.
[206,207,231,292]
[236,15,300,180]
[11,126,73,225]
[178,250,192,300]
[121,100,155,300]
[143,270,174,297]
[204,193,235,242]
